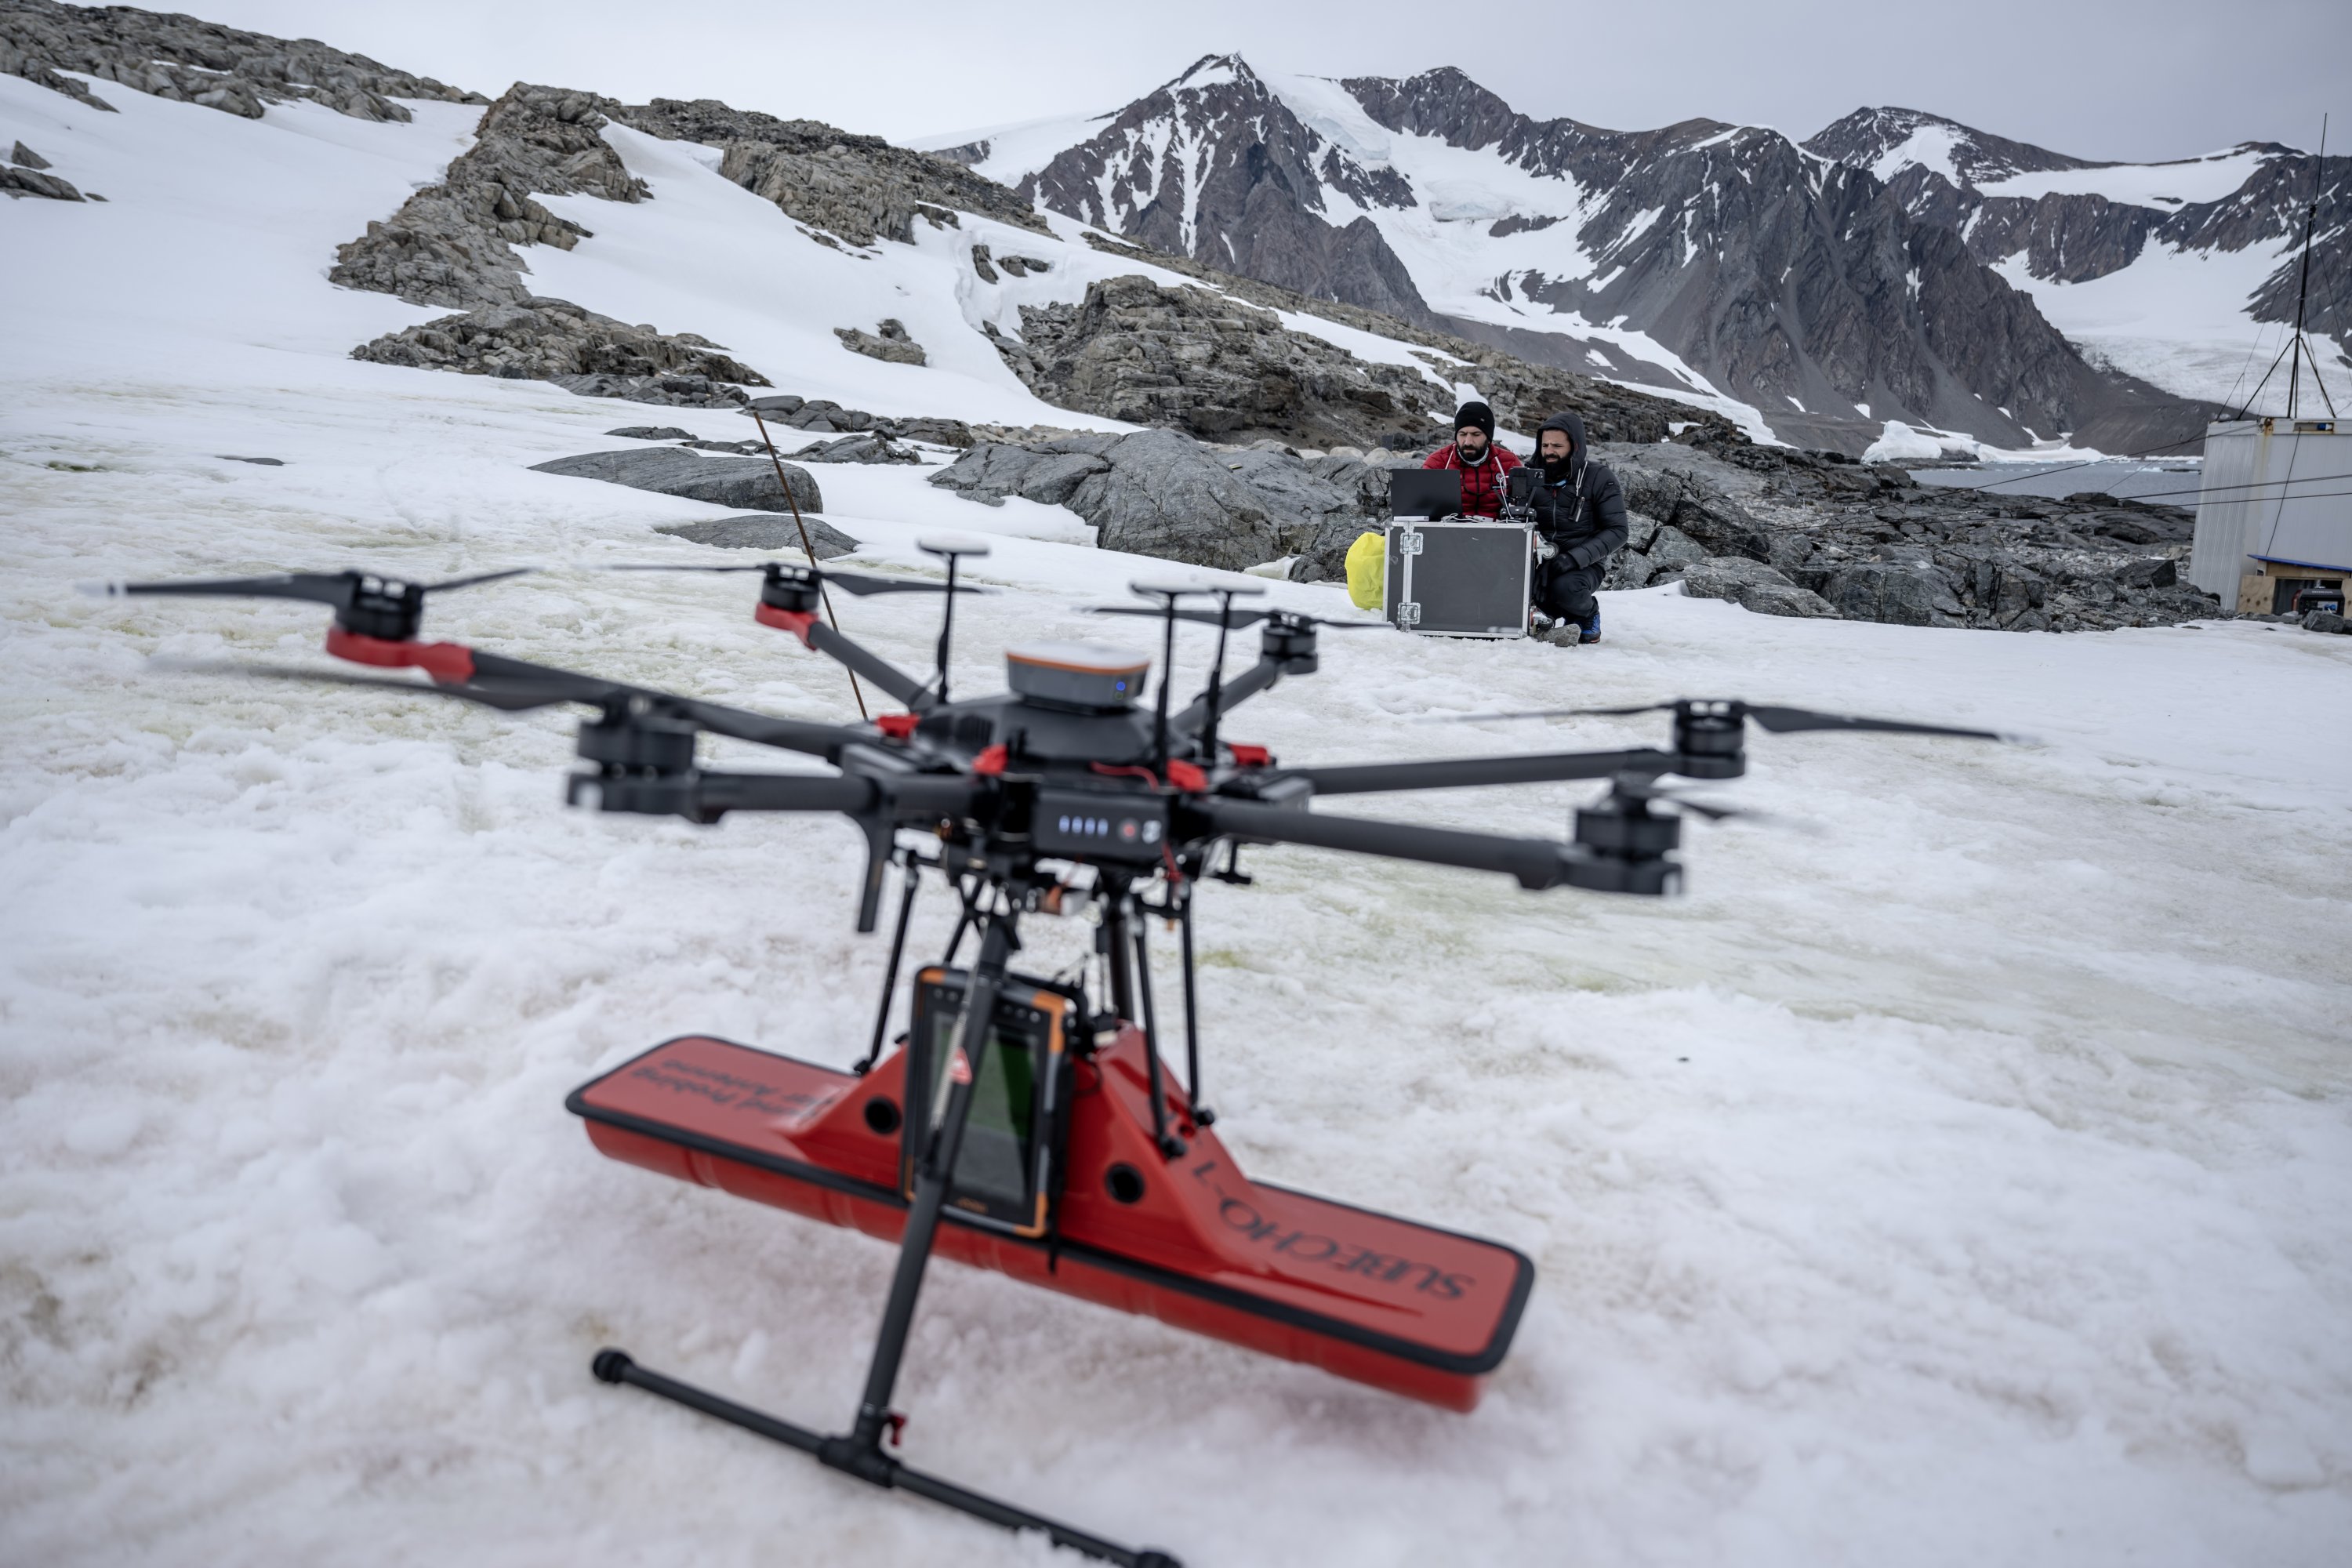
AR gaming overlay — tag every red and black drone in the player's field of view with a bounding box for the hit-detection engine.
[101,543,2002,1566]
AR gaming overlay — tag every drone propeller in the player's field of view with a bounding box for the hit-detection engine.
[607,562,985,599]
[1087,603,1385,631]
[153,659,568,710]
[85,567,533,642]
[1599,771,1804,826]
[1439,698,2011,742]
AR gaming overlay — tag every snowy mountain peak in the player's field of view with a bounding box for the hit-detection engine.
[1804,106,2098,191]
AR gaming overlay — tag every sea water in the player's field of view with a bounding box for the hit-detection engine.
[1905,457,2207,503]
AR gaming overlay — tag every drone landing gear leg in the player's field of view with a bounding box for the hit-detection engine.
[591,913,1181,1568]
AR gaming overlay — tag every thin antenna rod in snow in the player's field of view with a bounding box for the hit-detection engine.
[753,411,869,720]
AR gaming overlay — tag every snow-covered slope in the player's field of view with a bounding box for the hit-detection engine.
[1808,109,2350,412]
[5,56,2352,1568]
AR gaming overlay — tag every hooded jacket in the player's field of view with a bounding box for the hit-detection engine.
[1528,411,1628,571]
[1421,437,1523,519]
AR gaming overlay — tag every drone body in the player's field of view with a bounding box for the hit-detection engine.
[101,543,2002,1568]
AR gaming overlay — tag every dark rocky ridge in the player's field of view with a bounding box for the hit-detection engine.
[619,96,1049,247]
[1069,234,1738,445]
[331,85,648,309]
[1018,57,1431,323]
[989,276,1454,451]
[351,297,771,408]
[1,0,482,121]
[1575,443,2215,633]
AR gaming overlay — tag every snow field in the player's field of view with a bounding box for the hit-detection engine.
[4,69,2351,1568]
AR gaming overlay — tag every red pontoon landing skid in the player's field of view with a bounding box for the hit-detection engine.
[569,1033,1534,1411]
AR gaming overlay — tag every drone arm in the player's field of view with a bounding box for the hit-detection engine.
[1274,747,1675,797]
[1174,656,1272,734]
[1194,798,1657,895]
[460,648,871,761]
[795,618,935,711]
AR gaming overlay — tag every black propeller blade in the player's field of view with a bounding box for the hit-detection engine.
[90,567,531,606]
[1439,698,2011,742]
[86,568,533,641]
[154,660,568,711]
[608,563,987,599]
[1087,604,1385,630]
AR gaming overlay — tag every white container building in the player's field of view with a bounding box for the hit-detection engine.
[2189,416,2352,614]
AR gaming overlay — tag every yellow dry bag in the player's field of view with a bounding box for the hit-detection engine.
[1344,530,1385,611]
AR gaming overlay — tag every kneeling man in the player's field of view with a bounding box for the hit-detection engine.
[1527,411,1627,645]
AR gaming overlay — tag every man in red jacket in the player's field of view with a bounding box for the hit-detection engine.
[1421,400,1522,517]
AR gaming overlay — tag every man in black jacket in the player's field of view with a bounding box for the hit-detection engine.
[1525,410,1627,645]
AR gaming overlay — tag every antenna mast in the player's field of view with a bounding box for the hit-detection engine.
[2285,114,2335,419]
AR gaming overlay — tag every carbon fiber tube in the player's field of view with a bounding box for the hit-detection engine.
[1283,746,1673,796]
[1196,797,1577,888]
[804,619,933,710]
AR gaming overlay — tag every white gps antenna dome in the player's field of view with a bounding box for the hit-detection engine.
[1004,641,1151,713]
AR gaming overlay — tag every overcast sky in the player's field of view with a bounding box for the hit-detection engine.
[184,0,2346,164]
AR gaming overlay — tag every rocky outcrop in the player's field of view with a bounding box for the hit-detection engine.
[991,275,1455,449]
[1075,234,1741,445]
[1,0,482,122]
[930,428,1385,571]
[738,395,975,448]
[350,297,768,407]
[655,515,858,557]
[331,83,646,309]
[1592,441,2217,630]
[531,447,822,515]
[835,319,925,365]
[793,432,920,464]
[2,148,79,199]
[1681,557,1838,619]
[615,96,1048,247]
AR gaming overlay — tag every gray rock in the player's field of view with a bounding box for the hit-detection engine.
[2303,609,2349,635]
[2112,557,2178,589]
[621,96,1051,247]
[655,515,858,557]
[998,274,1455,450]
[10,140,50,169]
[351,297,767,407]
[741,394,806,417]
[930,426,1373,572]
[2,165,82,200]
[329,84,648,309]
[998,254,1052,276]
[793,432,920,465]
[970,244,1000,283]
[216,455,285,465]
[835,319,927,366]
[1822,561,1964,626]
[1642,524,1709,579]
[881,416,975,448]
[606,425,696,441]
[531,447,822,515]
[1681,557,1839,618]
[2,0,484,125]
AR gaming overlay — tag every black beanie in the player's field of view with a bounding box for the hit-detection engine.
[1453,401,1495,439]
